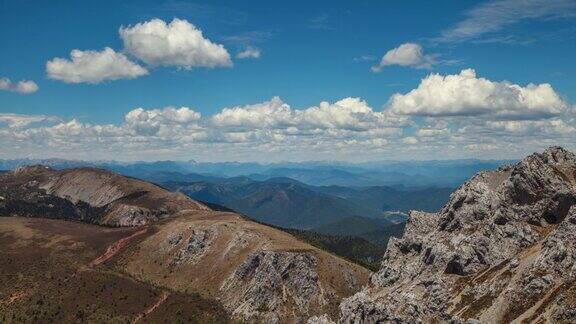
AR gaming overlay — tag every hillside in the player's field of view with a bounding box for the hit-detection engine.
[0,217,229,323]
[315,185,453,213]
[338,146,576,323]
[0,165,207,226]
[314,215,396,237]
[162,178,383,229]
[314,216,406,247]
[284,229,387,271]
[0,166,370,323]
[161,177,451,231]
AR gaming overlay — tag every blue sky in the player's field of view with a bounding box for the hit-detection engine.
[0,0,575,161]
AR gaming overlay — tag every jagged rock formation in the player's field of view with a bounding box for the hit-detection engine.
[0,166,369,323]
[339,146,576,323]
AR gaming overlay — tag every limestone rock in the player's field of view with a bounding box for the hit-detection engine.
[340,147,576,323]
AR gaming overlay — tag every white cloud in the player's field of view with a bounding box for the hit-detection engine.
[46,47,148,84]
[1,77,574,161]
[371,43,434,72]
[125,106,202,136]
[437,0,576,43]
[0,78,38,94]
[237,46,261,59]
[485,119,575,135]
[0,113,58,128]
[212,96,410,131]
[353,55,376,62]
[212,97,293,128]
[119,18,232,69]
[415,128,450,138]
[388,69,567,119]
[402,137,418,145]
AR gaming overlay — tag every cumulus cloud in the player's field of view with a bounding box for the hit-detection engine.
[237,46,261,59]
[46,47,148,84]
[124,106,202,136]
[0,78,38,94]
[402,137,418,145]
[0,113,58,128]
[371,43,435,72]
[212,97,292,128]
[212,96,410,131]
[388,69,567,119]
[1,75,574,161]
[0,97,411,160]
[437,0,576,43]
[485,119,575,135]
[119,18,232,69]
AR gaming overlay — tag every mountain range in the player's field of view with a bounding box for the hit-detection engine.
[157,176,449,246]
[4,147,574,322]
[0,158,511,188]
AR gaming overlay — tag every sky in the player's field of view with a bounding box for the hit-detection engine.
[0,0,575,162]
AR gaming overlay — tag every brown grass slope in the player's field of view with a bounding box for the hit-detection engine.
[0,166,370,323]
[0,217,229,324]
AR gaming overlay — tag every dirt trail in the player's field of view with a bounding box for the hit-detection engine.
[89,228,148,267]
[131,291,170,323]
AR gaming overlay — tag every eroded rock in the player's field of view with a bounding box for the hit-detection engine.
[340,147,576,323]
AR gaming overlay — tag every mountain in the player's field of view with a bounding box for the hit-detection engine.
[0,166,370,323]
[314,216,406,248]
[314,185,453,213]
[162,178,384,229]
[161,176,451,231]
[314,216,393,237]
[0,165,207,226]
[0,158,511,188]
[284,229,387,271]
[338,147,576,323]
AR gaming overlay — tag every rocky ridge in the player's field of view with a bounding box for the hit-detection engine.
[1,166,207,226]
[338,146,576,323]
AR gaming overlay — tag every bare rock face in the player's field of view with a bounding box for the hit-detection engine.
[339,146,576,323]
[221,250,322,322]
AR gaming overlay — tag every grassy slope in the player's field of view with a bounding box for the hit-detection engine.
[0,217,230,323]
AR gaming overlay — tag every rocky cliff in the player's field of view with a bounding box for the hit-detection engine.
[339,146,576,323]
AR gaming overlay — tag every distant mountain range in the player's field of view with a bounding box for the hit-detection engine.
[160,176,451,231]
[0,157,506,242]
[0,157,513,188]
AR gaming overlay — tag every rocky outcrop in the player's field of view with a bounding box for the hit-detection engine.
[123,213,370,323]
[221,250,322,322]
[339,146,576,323]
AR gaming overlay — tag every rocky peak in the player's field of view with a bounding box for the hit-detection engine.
[339,146,576,323]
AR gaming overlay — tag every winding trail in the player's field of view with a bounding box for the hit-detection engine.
[132,291,170,323]
[89,228,148,267]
